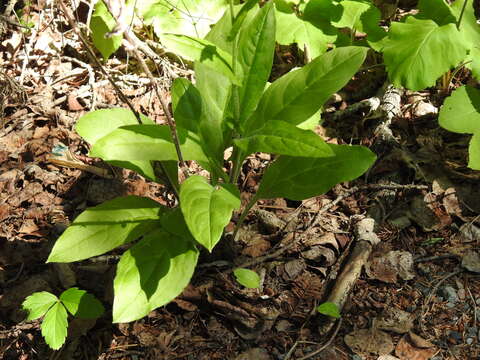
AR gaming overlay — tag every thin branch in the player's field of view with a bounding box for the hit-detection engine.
[57,0,142,124]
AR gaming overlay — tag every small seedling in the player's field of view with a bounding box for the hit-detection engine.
[234,268,261,289]
[22,288,104,350]
[316,301,341,319]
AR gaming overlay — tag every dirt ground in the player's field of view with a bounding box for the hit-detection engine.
[1,2,480,360]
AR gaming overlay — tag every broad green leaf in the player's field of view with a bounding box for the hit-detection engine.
[161,34,241,85]
[160,207,193,239]
[22,292,58,321]
[76,108,154,145]
[47,196,164,262]
[60,288,104,319]
[469,133,480,169]
[41,302,68,350]
[234,120,334,158]
[113,229,199,323]
[439,86,480,133]
[451,0,480,81]
[237,1,276,126]
[257,144,376,200]
[90,1,123,59]
[326,0,387,50]
[137,0,228,39]
[439,86,480,170]
[316,302,341,318]
[233,268,260,289]
[194,62,230,165]
[205,2,257,52]
[245,46,368,132]
[90,125,208,163]
[76,108,156,181]
[180,175,240,251]
[172,78,202,133]
[274,0,337,59]
[383,17,468,90]
[416,0,456,25]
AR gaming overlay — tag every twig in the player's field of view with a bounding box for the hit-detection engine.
[295,319,342,360]
[414,254,460,263]
[56,0,142,124]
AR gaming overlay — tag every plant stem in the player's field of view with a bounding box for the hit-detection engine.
[232,193,258,240]
[456,0,468,30]
[123,31,189,180]
[229,147,245,184]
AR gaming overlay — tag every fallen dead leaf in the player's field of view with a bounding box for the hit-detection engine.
[457,223,480,243]
[344,328,394,356]
[366,251,415,283]
[395,333,436,360]
[242,236,271,257]
[235,348,271,360]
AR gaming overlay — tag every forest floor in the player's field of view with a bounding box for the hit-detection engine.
[1,2,480,360]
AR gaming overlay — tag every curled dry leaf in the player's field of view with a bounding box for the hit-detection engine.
[344,328,394,356]
[366,250,415,283]
[355,217,380,245]
[301,246,336,266]
[395,333,436,360]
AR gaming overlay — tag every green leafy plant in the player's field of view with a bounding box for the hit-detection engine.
[22,288,104,350]
[234,268,261,288]
[316,301,341,318]
[439,85,480,169]
[47,1,376,323]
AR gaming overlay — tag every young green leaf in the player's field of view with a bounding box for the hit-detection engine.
[438,85,480,169]
[257,144,376,200]
[60,288,104,319]
[316,302,341,318]
[416,0,456,25]
[233,268,260,289]
[244,46,368,133]
[22,292,58,321]
[137,0,228,39]
[194,62,230,164]
[47,196,164,262]
[90,125,208,162]
[234,120,334,158]
[41,302,68,350]
[113,229,199,323]
[383,17,467,90]
[172,78,202,133]
[236,1,276,126]
[161,34,241,85]
[180,175,240,252]
[275,0,337,59]
[90,1,123,59]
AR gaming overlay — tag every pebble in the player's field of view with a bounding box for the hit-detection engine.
[351,355,362,360]
[467,337,474,345]
[467,326,478,338]
[449,330,462,343]
[440,286,459,304]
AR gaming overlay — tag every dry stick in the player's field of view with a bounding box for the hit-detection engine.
[57,0,142,124]
[291,319,342,360]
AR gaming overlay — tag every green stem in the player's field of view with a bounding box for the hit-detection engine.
[456,0,468,30]
[232,193,258,240]
[229,147,245,184]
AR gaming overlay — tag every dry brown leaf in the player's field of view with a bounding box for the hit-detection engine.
[366,251,415,283]
[395,333,436,360]
[242,236,271,257]
[462,251,480,273]
[18,219,39,234]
